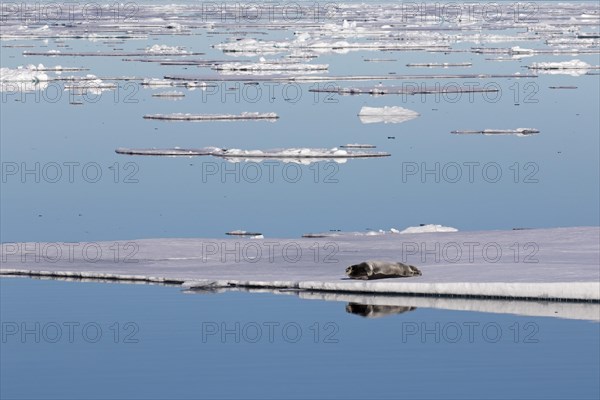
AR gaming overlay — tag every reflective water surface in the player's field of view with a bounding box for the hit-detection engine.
[1,278,599,399]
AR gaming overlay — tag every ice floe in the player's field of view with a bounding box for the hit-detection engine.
[151,91,185,99]
[311,84,502,96]
[115,147,217,156]
[226,230,264,239]
[142,78,211,89]
[399,224,459,234]
[216,147,390,164]
[339,144,376,149]
[0,64,51,92]
[528,59,598,76]
[0,64,49,82]
[63,74,117,95]
[116,146,391,163]
[358,106,420,124]
[302,225,458,237]
[143,112,279,121]
[451,128,540,136]
[2,227,598,305]
[213,60,328,72]
[406,62,472,67]
[145,44,189,54]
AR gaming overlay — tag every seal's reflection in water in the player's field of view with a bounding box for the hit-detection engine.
[345,302,417,318]
[7,275,596,322]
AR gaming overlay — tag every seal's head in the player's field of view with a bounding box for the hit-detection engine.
[408,265,422,276]
[346,262,371,279]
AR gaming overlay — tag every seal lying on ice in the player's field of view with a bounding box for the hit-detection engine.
[345,260,422,280]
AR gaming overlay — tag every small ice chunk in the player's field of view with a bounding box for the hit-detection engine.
[358,106,420,124]
[400,224,458,234]
[145,44,188,54]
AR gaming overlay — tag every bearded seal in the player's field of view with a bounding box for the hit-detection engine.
[345,260,422,280]
[345,303,416,318]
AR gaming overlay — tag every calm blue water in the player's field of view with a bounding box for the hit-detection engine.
[1,278,599,400]
[1,2,599,242]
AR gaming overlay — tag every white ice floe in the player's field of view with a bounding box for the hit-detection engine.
[213,61,328,72]
[142,78,177,87]
[226,230,264,239]
[0,64,49,81]
[218,147,384,158]
[115,147,217,156]
[152,91,185,98]
[216,147,390,164]
[1,227,599,307]
[530,59,592,69]
[510,46,535,54]
[214,37,448,56]
[303,229,394,238]
[116,146,390,164]
[340,144,376,149]
[142,78,210,89]
[528,59,596,76]
[0,64,50,92]
[358,106,420,124]
[451,128,539,136]
[64,74,116,95]
[406,62,472,67]
[145,44,188,54]
[143,112,279,121]
[399,224,459,234]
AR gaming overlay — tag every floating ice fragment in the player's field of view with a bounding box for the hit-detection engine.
[0,64,50,91]
[528,59,597,76]
[399,224,458,234]
[451,128,539,136]
[116,147,390,163]
[145,44,188,54]
[143,112,279,121]
[0,64,49,82]
[226,230,264,238]
[152,91,185,98]
[358,106,420,124]
[406,62,472,67]
[340,144,376,149]
[213,61,328,72]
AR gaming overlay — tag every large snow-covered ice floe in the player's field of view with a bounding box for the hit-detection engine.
[1,227,598,311]
[358,106,420,124]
